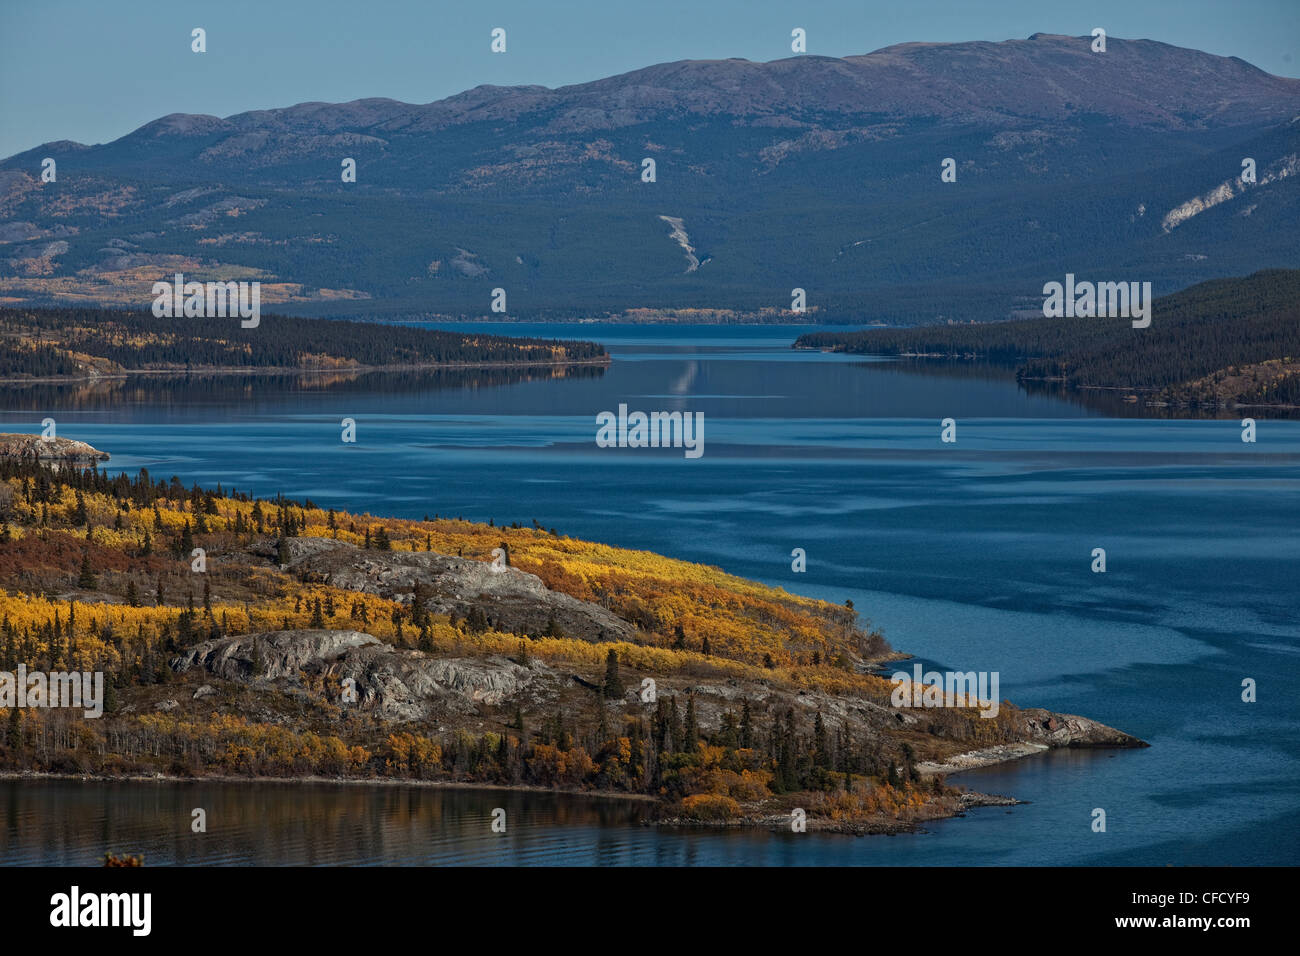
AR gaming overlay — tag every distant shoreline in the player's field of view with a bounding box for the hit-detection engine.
[0,355,610,386]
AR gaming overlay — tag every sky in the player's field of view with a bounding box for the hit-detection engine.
[1,0,1297,159]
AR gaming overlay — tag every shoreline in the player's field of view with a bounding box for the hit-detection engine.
[789,349,1300,411]
[0,451,1144,840]
[0,769,657,804]
[0,356,610,386]
[915,742,1051,775]
[0,768,1022,836]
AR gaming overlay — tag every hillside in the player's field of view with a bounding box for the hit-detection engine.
[0,305,606,380]
[1,34,1297,321]
[795,269,1300,408]
[0,451,1143,832]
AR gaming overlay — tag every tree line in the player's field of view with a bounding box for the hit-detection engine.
[795,269,1300,403]
[0,306,607,377]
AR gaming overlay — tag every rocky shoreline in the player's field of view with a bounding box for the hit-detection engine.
[0,440,1149,838]
[0,768,1021,837]
[0,433,110,469]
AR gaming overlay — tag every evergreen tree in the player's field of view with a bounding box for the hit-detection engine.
[602,648,623,699]
[683,695,698,749]
[887,761,902,788]
[813,711,828,768]
[465,605,488,634]
[77,553,97,589]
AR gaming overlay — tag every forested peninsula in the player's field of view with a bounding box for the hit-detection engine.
[0,441,1144,834]
[0,306,607,381]
[795,270,1300,409]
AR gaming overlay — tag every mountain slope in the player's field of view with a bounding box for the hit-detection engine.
[2,34,1297,321]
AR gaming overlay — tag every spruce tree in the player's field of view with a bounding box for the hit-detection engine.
[602,648,623,699]
[683,695,698,749]
[77,554,97,589]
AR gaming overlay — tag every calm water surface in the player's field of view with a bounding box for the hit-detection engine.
[2,323,1297,865]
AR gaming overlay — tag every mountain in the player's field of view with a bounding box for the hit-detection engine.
[2,34,1297,322]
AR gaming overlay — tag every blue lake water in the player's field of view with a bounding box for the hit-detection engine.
[2,323,1297,865]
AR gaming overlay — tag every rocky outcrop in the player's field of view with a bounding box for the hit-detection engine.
[277,537,637,643]
[914,711,1147,775]
[177,628,379,682]
[172,628,540,721]
[1019,708,1148,749]
[0,433,110,470]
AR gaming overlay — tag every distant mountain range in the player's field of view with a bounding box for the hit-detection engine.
[2,33,1297,322]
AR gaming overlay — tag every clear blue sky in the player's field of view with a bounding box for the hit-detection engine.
[2,0,1296,159]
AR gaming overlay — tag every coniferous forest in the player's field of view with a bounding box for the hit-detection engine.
[0,306,607,379]
[795,269,1300,406]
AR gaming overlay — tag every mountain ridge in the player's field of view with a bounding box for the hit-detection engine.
[1,33,1296,321]
[11,34,1298,160]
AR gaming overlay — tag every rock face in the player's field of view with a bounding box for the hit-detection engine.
[0,433,110,469]
[279,537,637,643]
[172,628,539,721]
[1020,708,1148,748]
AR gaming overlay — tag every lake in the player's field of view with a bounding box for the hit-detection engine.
[2,323,1297,865]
